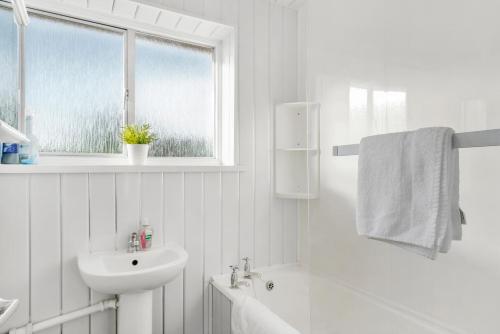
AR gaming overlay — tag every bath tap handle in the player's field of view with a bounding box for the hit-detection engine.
[229,265,240,288]
[241,257,251,276]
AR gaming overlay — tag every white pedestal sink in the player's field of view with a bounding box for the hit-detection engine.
[78,245,188,334]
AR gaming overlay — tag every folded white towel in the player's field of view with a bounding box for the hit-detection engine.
[231,295,300,334]
[356,127,462,259]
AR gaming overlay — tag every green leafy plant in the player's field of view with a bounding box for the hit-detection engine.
[121,123,157,145]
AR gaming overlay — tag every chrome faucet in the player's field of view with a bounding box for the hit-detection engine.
[229,265,239,288]
[128,232,140,253]
[241,257,261,279]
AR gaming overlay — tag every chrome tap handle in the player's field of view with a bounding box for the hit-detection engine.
[241,257,251,276]
[128,232,139,252]
[229,265,239,288]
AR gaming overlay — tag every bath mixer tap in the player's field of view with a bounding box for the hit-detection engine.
[229,265,239,288]
[241,257,261,279]
[127,232,140,253]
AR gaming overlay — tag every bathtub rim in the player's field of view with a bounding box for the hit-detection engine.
[209,262,305,302]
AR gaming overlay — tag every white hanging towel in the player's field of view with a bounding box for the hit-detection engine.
[356,127,462,259]
[231,295,301,334]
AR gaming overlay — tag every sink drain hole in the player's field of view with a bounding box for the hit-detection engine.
[132,259,138,266]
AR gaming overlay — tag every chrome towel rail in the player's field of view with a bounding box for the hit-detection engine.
[332,129,500,156]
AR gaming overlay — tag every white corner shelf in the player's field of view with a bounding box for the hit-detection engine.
[274,102,320,199]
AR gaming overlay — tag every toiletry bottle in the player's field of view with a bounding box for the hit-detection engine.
[139,218,153,250]
[19,115,39,165]
[1,144,19,164]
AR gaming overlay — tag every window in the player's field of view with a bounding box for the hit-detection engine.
[25,13,125,154]
[0,6,18,128]
[0,4,222,160]
[135,34,215,157]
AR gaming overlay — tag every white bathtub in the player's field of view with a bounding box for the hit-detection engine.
[210,264,310,334]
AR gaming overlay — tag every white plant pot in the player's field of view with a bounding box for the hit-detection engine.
[127,144,149,165]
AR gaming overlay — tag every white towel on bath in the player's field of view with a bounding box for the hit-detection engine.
[231,295,301,334]
[356,127,462,259]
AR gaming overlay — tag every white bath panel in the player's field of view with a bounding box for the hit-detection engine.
[113,0,138,18]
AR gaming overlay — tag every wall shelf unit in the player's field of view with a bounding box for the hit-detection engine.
[274,102,320,199]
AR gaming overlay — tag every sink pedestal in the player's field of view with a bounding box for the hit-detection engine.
[118,291,153,334]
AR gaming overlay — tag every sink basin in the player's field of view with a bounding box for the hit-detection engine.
[78,244,188,295]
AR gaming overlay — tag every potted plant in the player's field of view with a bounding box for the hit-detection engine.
[121,123,157,165]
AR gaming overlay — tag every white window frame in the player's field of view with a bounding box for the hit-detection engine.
[0,0,236,166]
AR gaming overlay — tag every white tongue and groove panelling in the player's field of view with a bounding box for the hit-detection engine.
[0,170,298,334]
[0,0,300,333]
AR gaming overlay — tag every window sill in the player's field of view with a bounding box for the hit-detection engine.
[0,157,245,174]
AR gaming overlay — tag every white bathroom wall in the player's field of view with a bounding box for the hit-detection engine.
[0,1,300,334]
[302,0,500,333]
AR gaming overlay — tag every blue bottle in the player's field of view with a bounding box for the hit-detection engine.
[1,143,20,164]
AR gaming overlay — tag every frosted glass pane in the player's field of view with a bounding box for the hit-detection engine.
[135,34,215,157]
[25,14,125,153]
[0,7,18,128]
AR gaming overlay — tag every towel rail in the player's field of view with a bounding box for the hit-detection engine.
[332,129,500,156]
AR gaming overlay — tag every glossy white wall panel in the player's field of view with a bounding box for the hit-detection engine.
[303,0,500,332]
[283,200,298,263]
